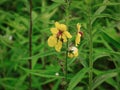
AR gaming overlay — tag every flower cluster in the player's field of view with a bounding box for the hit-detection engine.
[68,23,82,58]
[48,22,82,58]
[48,22,72,52]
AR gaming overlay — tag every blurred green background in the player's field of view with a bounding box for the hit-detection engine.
[0,0,120,90]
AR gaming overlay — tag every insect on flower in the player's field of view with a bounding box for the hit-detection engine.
[68,46,78,58]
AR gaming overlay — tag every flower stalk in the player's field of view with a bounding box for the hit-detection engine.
[65,0,70,89]
[88,2,93,90]
[28,0,32,90]
[88,18,93,90]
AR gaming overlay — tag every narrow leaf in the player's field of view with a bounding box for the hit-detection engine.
[92,70,118,90]
[68,68,89,90]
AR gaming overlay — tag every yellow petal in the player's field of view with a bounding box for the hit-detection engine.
[60,24,67,31]
[77,23,81,31]
[74,48,78,57]
[68,53,74,58]
[48,36,57,47]
[50,28,58,35]
[55,40,62,52]
[62,34,67,42]
[55,22,67,31]
[75,33,81,46]
[74,51,78,57]
[64,31,72,38]
[55,22,61,30]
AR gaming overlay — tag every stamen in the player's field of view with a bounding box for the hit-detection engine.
[79,31,83,36]
[57,30,63,38]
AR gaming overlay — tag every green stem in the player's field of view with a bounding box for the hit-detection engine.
[65,41,68,90]
[65,0,70,89]
[88,21,93,90]
[28,0,32,90]
[88,2,93,90]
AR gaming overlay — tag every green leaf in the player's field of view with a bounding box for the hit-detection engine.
[21,50,65,61]
[92,0,108,24]
[93,69,118,89]
[93,2,120,8]
[94,0,108,15]
[15,74,27,88]
[93,48,111,62]
[20,66,63,78]
[106,78,118,89]
[52,79,61,90]
[92,69,118,90]
[68,68,89,90]
[31,72,63,78]
[101,30,120,49]
[51,0,65,4]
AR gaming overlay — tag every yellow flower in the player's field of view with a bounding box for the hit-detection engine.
[48,35,57,47]
[75,23,83,46]
[48,22,72,52]
[68,46,78,58]
[75,33,81,46]
[55,40,62,52]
